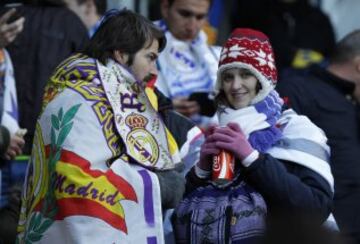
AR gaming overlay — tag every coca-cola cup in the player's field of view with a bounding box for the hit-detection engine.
[212,149,234,184]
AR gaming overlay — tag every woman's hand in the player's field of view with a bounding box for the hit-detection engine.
[209,123,255,162]
[197,125,220,171]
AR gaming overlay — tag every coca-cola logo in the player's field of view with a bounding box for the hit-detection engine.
[213,156,221,172]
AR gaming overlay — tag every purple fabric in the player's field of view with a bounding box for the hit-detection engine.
[147,236,157,244]
[138,170,155,227]
[250,90,283,152]
[173,181,267,244]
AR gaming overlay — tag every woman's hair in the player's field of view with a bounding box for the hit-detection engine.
[83,9,166,65]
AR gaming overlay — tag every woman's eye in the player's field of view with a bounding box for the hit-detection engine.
[241,72,252,78]
[223,75,233,82]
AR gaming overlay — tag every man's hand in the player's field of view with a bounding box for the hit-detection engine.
[0,8,25,48]
[4,134,25,160]
[172,97,200,118]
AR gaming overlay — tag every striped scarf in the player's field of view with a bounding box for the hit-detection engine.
[218,90,283,152]
[218,89,333,188]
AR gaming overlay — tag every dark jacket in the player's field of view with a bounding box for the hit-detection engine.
[276,65,360,242]
[277,66,360,188]
[6,5,89,154]
[155,88,202,210]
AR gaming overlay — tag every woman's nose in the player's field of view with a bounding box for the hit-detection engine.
[232,76,244,89]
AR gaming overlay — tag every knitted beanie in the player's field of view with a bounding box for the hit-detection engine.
[216,28,277,104]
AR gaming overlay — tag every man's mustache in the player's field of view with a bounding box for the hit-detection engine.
[143,74,156,84]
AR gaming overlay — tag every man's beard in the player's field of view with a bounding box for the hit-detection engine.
[142,74,157,88]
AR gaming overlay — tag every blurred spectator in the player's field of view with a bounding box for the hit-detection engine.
[64,0,107,37]
[231,0,335,74]
[277,29,360,244]
[0,8,25,244]
[4,0,89,155]
[154,0,220,127]
[321,0,360,41]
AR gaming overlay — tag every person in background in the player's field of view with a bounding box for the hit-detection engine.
[0,8,25,244]
[155,0,220,127]
[172,28,335,243]
[17,9,202,243]
[64,0,107,37]
[277,29,360,244]
[5,0,89,156]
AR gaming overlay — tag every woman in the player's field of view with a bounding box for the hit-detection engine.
[172,28,335,243]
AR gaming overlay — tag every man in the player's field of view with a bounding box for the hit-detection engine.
[277,30,360,244]
[64,0,107,37]
[155,0,220,126]
[17,9,202,243]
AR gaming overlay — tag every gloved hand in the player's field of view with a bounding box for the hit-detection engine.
[155,164,186,210]
[209,123,255,162]
[197,126,220,171]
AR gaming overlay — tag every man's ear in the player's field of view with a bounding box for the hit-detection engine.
[113,50,129,65]
[160,0,170,19]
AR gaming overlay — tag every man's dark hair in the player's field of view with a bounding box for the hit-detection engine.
[168,0,213,7]
[330,30,360,64]
[83,9,166,65]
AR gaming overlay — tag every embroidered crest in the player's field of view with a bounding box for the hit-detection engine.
[125,114,159,165]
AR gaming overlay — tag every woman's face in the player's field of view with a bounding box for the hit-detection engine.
[222,68,258,109]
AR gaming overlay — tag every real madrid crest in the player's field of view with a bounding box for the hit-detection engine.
[125,113,159,166]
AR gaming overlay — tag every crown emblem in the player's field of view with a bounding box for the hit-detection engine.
[125,114,148,129]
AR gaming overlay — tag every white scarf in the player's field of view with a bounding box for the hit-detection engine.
[98,59,181,170]
[219,107,333,190]
[267,109,333,189]
[0,49,19,134]
[219,106,337,229]
[218,106,269,138]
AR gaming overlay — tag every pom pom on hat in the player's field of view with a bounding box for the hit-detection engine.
[216,28,278,104]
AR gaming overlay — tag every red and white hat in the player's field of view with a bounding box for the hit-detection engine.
[216,28,277,104]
